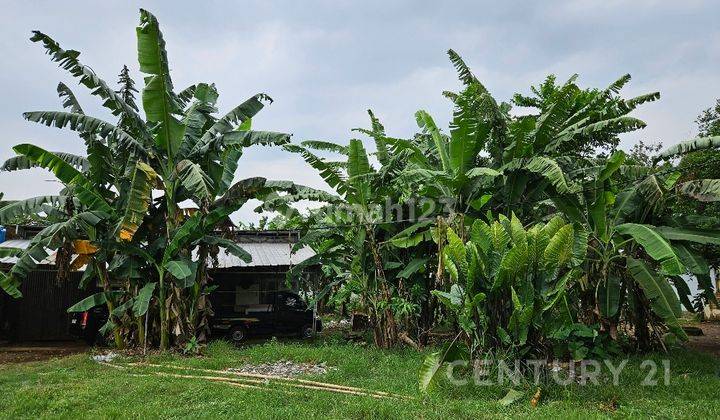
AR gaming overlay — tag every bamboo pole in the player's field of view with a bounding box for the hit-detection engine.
[121,362,411,400]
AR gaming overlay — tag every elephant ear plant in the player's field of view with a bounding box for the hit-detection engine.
[420,214,587,392]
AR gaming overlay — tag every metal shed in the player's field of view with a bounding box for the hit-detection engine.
[0,238,88,341]
[205,231,318,319]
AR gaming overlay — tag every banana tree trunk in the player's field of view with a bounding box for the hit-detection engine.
[190,242,210,342]
[367,228,397,348]
[96,261,124,349]
[135,316,145,346]
[159,179,178,351]
[632,283,650,352]
[158,271,169,350]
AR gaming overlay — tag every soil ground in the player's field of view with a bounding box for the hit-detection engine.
[0,341,88,364]
[1,323,718,365]
[687,321,720,359]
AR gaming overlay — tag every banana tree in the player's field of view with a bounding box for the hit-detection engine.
[553,147,720,349]
[282,112,423,348]
[389,51,656,268]
[2,9,317,350]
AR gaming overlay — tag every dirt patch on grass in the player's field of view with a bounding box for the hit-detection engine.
[686,322,720,359]
[0,341,88,364]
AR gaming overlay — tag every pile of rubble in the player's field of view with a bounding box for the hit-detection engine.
[227,360,332,378]
[323,319,351,330]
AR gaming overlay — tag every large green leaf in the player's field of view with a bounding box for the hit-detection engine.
[132,282,157,316]
[67,291,122,312]
[110,298,136,318]
[353,110,390,165]
[504,156,577,194]
[176,160,214,201]
[215,147,243,196]
[219,130,291,149]
[191,130,290,159]
[282,144,347,195]
[0,247,23,258]
[347,139,371,203]
[346,139,371,179]
[448,87,490,176]
[210,177,270,225]
[655,135,720,161]
[2,153,88,173]
[499,389,524,407]
[137,8,184,158]
[192,94,273,156]
[23,111,146,156]
[301,140,348,154]
[551,116,645,153]
[165,260,193,280]
[11,144,111,213]
[677,179,720,202]
[598,275,622,317]
[509,287,533,344]
[670,276,695,313]
[626,257,687,340]
[614,224,685,275]
[388,220,435,248]
[418,341,468,392]
[0,196,65,224]
[397,258,428,279]
[0,247,25,296]
[419,351,444,393]
[447,49,480,86]
[177,84,198,108]
[672,244,709,275]
[543,224,574,271]
[588,189,610,240]
[0,272,22,298]
[118,162,157,241]
[201,236,252,263]
[465,167,501,179]
[415,110,451,173]
[8,212,106,285]
[599,150,626,181]
[256,184,342,215]
[653,226,720,245]
[56,82,85,114]
[163,215,202,265]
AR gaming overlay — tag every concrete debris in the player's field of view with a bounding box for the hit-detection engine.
[324,319,351,330]
[227,360,333,378]
[91,352,118,363]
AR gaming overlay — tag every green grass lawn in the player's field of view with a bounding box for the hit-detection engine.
[1,334,719,419]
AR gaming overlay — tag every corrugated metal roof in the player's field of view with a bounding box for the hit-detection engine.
[211,242,315,268]
[0,239,316,269]
[0,239,56,265]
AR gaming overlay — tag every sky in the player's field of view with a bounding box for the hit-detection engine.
[1,0,719,224]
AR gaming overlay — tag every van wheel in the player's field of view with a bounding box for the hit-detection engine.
[230,326,247,344]
[301,324,315,339]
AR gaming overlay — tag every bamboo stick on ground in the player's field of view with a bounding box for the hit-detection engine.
[158,362,410,399]
[122,362,410,399]
[127,372,270,392]
[127,368,390,399]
